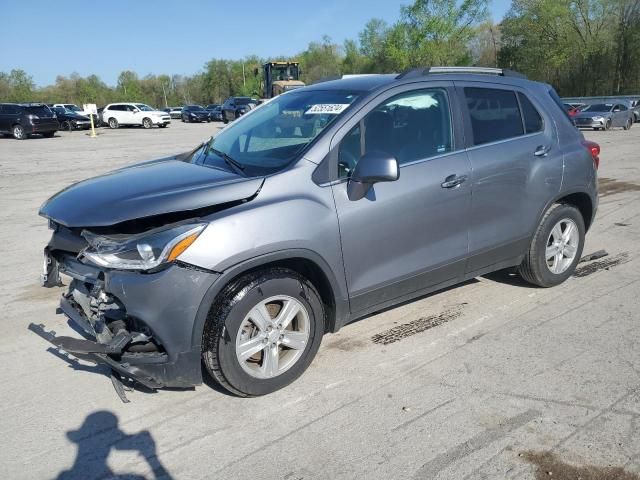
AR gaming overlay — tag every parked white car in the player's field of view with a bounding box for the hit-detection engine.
[102,103,171,129]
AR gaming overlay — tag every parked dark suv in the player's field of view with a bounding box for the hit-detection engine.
[36,67,599,399]
[0,103,58,139]
[221,96,256,123]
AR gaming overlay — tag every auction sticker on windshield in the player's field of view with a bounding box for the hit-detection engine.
[305,104,350,115]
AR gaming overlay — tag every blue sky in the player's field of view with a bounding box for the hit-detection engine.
[2,0,512,86]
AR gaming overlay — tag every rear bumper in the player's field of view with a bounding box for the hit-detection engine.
[37,252,219,388]
[25,121,58,133]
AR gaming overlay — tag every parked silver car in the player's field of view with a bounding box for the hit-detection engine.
[36,67,600,398]
[572,102,633,130]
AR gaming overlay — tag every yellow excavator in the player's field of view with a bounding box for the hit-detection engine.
[260,61,305,99]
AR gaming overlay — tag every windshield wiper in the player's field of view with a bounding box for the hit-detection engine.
[211,147,245,174]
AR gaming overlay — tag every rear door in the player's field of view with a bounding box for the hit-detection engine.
[331,83,472,313]
[457,83,562,274]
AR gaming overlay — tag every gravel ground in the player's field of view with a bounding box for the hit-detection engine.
[1,121,639,480]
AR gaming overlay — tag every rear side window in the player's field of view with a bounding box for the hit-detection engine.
[25,105,51,116]
[517,93,543,133]
[465,88,523,145]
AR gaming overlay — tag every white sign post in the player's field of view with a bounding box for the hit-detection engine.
[83,103,98,137]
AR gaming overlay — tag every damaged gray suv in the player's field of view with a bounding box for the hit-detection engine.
[36,67,599,397]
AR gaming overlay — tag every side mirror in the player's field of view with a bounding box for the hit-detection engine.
[133,108,140,113]
[347,151,399,201]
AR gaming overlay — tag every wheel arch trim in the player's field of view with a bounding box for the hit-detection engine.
[190,248,349,349]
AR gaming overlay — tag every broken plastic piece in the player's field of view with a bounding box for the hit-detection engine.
[579,249,608,263]
[110,370,130,403]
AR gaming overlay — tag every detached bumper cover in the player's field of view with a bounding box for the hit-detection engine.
[35,254,219,388]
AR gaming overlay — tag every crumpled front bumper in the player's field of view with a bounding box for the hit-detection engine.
[34,252,219,389]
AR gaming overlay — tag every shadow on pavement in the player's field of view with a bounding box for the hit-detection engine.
[56,411,173,480]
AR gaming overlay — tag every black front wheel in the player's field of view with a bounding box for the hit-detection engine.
[202,268,325,396]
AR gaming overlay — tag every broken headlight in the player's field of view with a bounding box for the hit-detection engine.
[81,223,206,270]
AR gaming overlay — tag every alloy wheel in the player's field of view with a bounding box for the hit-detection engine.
[235,295,310,379]
[13,125,24,139]
[545,218,579,274]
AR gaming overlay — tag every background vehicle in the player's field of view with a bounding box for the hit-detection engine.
[164,106,183,119]
[51,106,91,131]
[572,102,633,130]
[38,68,599,397]
[563,103,582,117]
[0,103,58,139]
[260,61,305,99]
[181,105,210,123]
[221,96,257,123]
[205,104,223,121]
[50,103,99,126]
[102,103,171,129]
[627,98,640,123]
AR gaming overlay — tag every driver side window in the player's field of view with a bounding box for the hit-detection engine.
[338,88,452,178]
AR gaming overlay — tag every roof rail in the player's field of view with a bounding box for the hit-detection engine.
[396,66,526,80]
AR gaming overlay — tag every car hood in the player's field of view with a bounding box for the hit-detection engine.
[39,159,264,228]
[575,111,610,119]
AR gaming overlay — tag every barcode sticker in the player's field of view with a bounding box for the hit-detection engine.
[305,104,350,115]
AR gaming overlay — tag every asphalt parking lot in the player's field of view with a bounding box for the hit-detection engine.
[1,121,639,479]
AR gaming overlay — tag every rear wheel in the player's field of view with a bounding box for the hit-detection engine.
[42,131,55,138]
[624,118,632,130]
[108,118,119,129]
[519,203,585,287]
[159,123,167,128]
[142,117,152,129]
[12,124,26,140]
[202,268,325,396]
[604,119,612,130]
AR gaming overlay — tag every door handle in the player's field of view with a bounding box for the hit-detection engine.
[441,174,467,189]
[534,145,550,157]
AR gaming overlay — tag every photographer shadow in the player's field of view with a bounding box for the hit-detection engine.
[56,411,172,480]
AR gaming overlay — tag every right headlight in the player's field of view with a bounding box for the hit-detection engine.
[81,223,206,271]
[592,116,604,122]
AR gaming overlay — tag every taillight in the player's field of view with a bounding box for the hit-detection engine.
[582,140,600,169]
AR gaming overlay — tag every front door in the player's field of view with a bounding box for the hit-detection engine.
[331,86,471,314]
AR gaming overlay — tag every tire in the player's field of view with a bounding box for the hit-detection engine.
[43,131,55,138]
[604,119,612,131]
[12,124,26,140]
[519,203,585,287]
[624,119,632,130]
[202,268,325,397]
[108,118,119,129]
[159,123,167,128]
[142,117,153,129]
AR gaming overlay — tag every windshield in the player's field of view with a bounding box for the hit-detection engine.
[201,89,359,175]
[583,104,612,112]
[135,104,154,111]
[189,105,206,111]
[235,98,253,105]
[65,105,81,112]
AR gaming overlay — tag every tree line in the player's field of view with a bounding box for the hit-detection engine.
[1,0,638,107]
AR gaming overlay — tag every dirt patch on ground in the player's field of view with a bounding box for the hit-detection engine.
[371,305,464,345]
[573,252,630,278]
[521,451,640,480]
[598,177,640,197]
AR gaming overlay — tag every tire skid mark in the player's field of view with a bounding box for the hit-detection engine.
[371,305,465,345]
[573,252,631,278]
